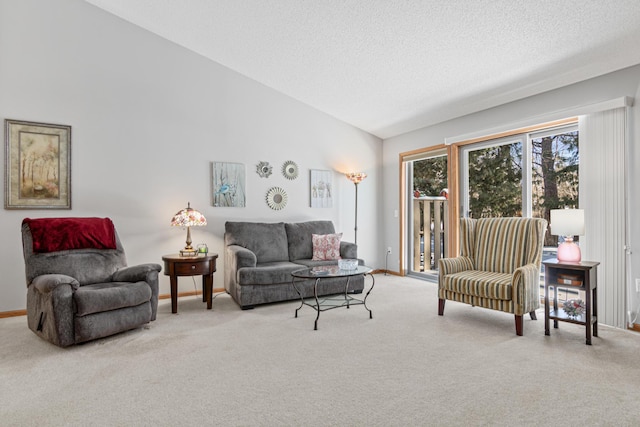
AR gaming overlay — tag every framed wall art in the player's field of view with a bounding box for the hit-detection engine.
[310,169,332,208]
[4,119,71,209]
[211,161,246,207]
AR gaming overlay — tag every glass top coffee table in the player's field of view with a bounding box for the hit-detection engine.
[291,265,374,330]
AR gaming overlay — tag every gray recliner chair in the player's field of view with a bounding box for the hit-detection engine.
[21,217,162,347]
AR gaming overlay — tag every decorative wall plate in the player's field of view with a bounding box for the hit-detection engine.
[256,161,273,178]
[266,187,288,210]
[282,160,299,180]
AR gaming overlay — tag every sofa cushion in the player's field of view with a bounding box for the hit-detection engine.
[237,261,305,285]
[74,281,152,316]
[285,221,336,261]
[440,270,513,300]
[312,233,342,260]
[225,222,289,263]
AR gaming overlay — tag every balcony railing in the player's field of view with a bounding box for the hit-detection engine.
[413,196,448,272]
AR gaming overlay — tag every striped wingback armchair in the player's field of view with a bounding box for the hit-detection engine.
[438,217,547,336]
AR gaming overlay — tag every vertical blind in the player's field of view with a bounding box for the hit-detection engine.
[579,107,627,328]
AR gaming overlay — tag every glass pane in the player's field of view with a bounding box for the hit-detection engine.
[468,141,523,218]
[413,156,447,198]
[412,155,448,274]
[531,130,579,246]
[531,129,579,303]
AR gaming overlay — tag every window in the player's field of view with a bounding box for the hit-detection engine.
[461,124,578,224]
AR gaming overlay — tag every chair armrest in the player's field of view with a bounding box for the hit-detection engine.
[226,245,257,269]
[112,263,162,321]
[31,274,80,293]
[340,241,357,260]
[438,256,474,276]
[512,263,542,315]
[112,263,162,282]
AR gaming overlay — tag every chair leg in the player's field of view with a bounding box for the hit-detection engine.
[529,311,537,320]
[515,315,523,336]
[438,298,445,316]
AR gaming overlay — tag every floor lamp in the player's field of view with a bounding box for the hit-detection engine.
[345,172,367,246]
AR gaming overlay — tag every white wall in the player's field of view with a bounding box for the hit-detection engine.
[0,0,382,312]
[382,65,640,323]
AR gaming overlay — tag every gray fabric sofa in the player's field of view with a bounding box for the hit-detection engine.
[21,217,162,347]
[224,220,364,309]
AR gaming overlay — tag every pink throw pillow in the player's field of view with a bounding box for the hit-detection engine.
[312,233,342,260]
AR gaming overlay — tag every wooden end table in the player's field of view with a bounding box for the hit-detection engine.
[543,259,599,345]
[162,253,218,314]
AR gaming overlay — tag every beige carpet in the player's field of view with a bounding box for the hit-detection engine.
[2,274,640,426]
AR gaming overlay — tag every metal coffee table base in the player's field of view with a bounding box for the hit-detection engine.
[292,269,374,330]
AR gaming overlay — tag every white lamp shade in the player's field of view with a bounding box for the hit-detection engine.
[550,209,585,236]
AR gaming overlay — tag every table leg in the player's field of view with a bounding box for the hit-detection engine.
[544,281,550,336]
[314,278,320,331]
[292,277,303,318]
[593,285,598,337]
[585,280,592,345]
[363,273,375,319]
[205,273,213,309]
[345,277,351,308]
[170,275,178,314]
[553,286,559,329]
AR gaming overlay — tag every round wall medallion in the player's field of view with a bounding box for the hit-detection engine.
[282,160,299,180]
[266,187,288,210]
[256,161,273,178]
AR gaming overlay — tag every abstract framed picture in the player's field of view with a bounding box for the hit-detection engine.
[310,169,332,208]
[211,161,246,207]
[4,119,71,209]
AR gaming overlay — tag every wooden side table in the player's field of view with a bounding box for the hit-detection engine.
[543,259,599,345]
[162,253,218,314]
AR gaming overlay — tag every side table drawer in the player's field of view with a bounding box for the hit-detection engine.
[174,260,210,276]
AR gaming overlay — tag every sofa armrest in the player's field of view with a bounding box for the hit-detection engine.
[31,274,80,293]
[227,245,257,269]
[438,256,474,289]
[512,263,541,315]
[438,256,474,276]
[112,264,162,320]
[112,263,162,282]
[225,245,257,296]
[340,241,357,260]
[28,274,79,346]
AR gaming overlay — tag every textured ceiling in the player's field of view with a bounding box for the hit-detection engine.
[84,0,640,139]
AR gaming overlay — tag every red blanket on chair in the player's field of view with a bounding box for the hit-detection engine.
[24,217,117,253]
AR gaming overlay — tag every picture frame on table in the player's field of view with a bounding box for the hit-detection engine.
[4,119,71,209]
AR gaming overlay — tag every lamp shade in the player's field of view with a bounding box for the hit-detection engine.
[345,172,367,184]
[550,209,585,237]
[170,202,207,228]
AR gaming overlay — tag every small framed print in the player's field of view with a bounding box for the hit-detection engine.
[310,169,332,208]
[211,161,246,207]
[4,119,71,209]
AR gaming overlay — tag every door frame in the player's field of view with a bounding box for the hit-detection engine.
[399,144,455,276]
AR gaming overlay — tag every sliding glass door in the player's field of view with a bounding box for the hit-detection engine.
[406,150,448,280]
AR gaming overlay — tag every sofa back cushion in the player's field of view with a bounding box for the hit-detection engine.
[285,221,336,261]
[472,217,546,274]
[225,222,289,263]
